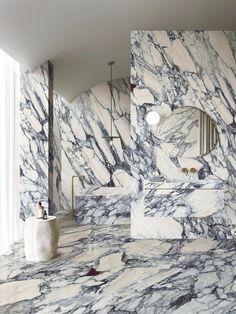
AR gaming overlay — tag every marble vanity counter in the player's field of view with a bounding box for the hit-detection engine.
[143,180,226,218]
[144,180,225,190]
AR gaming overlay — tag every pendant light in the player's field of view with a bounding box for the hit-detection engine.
[146,111,160,125]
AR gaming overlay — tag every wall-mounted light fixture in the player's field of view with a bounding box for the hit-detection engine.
[145,111,160,125]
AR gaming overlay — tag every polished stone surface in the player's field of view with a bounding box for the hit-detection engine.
[0,216,236,313]
[131,31,236,239]
[75,187,133,224]
[59,78,133,213]
[144,181,225,218]
[20,64,50,220]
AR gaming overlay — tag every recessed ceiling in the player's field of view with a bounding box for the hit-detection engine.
[0,0,236,102]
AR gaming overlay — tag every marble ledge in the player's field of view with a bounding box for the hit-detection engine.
[144,180,226,190]
[77,186,134,196]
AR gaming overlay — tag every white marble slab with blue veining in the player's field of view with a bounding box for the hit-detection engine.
[131,31,236,239]
[144,180,225,190]
[59,78,134,213]
[75,187,133,224]
[20,64,50,219]
[1,217,236,313]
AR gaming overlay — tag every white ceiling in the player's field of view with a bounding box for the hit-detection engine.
[0,0,236,102]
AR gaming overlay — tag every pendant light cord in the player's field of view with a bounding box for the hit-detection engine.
[110,63,113,139]
[108,61,115,141]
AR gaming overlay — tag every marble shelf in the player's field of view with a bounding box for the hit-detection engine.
[144,180,225,190]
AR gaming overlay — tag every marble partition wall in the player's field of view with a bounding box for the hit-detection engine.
[48,62,62,214]
[60,78,135,214]
[131,31,236,239]
[52,92,62,214]
[20,64,50,219]
[20,62,60,219]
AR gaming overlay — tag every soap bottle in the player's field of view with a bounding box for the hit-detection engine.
[43,209,48,220]
[36,201,44,219]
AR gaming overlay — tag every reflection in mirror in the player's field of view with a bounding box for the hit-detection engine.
[158,107,219,158]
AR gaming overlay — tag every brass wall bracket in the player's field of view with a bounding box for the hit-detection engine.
[181,167,188,174]
[181,167,197,174]
[190,167,197,174]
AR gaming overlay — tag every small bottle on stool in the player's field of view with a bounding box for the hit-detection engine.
[43,209,48,220]
[36,201,44,219]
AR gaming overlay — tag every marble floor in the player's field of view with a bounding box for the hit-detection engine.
[0,215,236,314]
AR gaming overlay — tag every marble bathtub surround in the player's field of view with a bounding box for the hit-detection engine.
[0,216,236,313]
[75,187,133,224]
[131,31,236,239]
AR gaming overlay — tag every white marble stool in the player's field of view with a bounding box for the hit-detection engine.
[24,216,60,262]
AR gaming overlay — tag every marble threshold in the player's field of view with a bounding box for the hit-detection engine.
[0,214,236,314]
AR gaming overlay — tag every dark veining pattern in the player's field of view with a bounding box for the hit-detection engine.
[20,64,50,220]
[131,31,236,239]
[0,216,236,313]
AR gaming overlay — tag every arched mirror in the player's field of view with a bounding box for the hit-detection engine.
[157,107,219,158]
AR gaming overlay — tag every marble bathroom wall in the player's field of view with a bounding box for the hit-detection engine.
[59,78,134,213]
[52,92,62,214]
[48,62,62,214]
[20,63,50,220]
[131,31,236,239]
[20,62,61,219]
